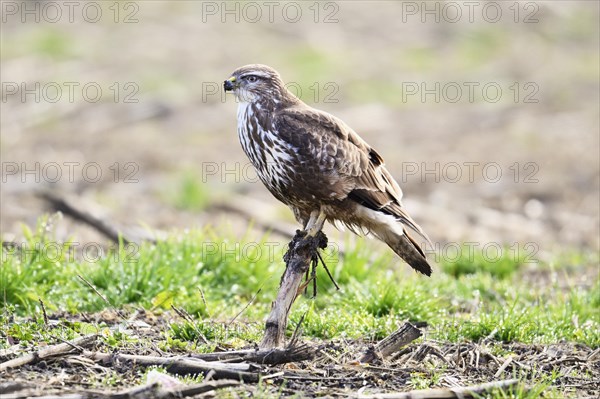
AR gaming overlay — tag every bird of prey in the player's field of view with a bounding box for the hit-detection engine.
[224,64,432,276]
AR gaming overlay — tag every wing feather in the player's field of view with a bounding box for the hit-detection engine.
[275,106,430,243]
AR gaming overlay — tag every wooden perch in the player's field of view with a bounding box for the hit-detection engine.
[260,230,327,349]
[83,351,259,382]
[360,322,422,363]
[357,378,520,399]
[0,334,98,372]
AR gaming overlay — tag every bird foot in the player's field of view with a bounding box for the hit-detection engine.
[284,230,334,297]
[284,230,328,263]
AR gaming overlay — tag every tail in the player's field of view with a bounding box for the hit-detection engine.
[390,231,432,276]
[349,198,433,276]
[371,222,432,276]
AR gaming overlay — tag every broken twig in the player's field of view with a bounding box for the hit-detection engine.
[190,344,315,365]
[357,378,520,398]
[0,334,98,372]
[360,322,422,363]
[84,351,259,382]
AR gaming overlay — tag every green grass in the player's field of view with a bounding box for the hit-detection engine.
[2,216,598,348]
[1,216,598,397]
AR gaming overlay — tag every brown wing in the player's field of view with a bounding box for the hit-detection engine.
[275,106,430,243]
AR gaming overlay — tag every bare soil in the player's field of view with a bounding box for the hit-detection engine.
[2,310,599,398]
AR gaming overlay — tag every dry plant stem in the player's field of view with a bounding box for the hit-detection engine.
[156,380,241,399]
[317,251,340,290]
[357,378,520,399]
[38,191,137,245]
[228,287,262,326]
[3,381,240,399]
[360,322,422,363]
[0,382,34,395]
[0,334,98,372]
[83,351,259,382]
[260,230,327,349]
[190,344,315,364]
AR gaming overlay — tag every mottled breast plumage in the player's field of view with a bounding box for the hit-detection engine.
[237,102,297,204]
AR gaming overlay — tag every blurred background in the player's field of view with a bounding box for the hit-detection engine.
[1,1,598,262]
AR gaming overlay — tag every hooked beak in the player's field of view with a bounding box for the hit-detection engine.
[224,76,236,92]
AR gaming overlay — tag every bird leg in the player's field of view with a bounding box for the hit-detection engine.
[304,209,326,237]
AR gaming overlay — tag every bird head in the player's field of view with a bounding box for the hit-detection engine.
[224,64,292,105]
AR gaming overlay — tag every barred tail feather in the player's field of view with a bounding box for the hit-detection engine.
[387,232,432,276]
[366,214,432,276]
[353,205,433,276]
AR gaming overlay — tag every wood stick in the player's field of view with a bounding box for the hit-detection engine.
[190,343,315,365]
[39,191,132,244]
[1,380,240,399]
[155,380,240,398]
[494,355,514,377]
[260,230,327,349]
[357,378,520,399]
[83,351,259,382]
[37,191,159,245]
[0,334,98,372]
[109,382,160,399]
[0,382,34,395]
[317,251,340,290]
[228,288,261,327]
[360,322,422,363]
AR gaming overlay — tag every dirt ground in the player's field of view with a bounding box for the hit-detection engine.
[2,309,599,398]
[1,1,598,255]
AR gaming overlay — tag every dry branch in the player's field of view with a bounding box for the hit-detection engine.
[0,382,34,395]
[190,343,315,364]
[260,230,327,349]
[2,380,240,399]
[357,378,520,399]
[38,191,157,244]
[360,322,422,363]
[494,355,514,377]
[108,382,160,399]
[0,334,98,372]
[153,380,240,398]
[83,351,259,382]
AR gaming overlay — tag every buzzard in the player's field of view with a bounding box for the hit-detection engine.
[224,64,432,276]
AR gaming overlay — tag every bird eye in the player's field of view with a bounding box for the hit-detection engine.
[245,75,258,83]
